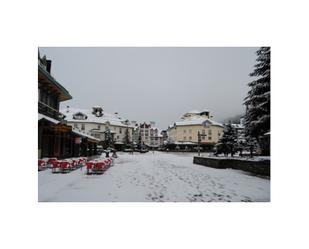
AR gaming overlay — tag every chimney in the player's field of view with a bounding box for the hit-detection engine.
[92,106,103,117]
[46,60,52,73]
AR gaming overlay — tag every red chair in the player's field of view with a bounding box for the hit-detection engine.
[78,157,86,166]
[48,158,58,168]
[105,159,111,167]
[60,161,71,173]
[86,162,94,174]
[51,160,60,173]
[94,162,105,174]
[38,159,46,171]
[71,159,77,169]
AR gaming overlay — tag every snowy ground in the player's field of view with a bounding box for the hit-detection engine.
[38,152,270,202]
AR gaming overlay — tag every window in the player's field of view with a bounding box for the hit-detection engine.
[116,135,120,140]
[208,137,212,140]
[184,130,186,133]
[52,96,56,108]
[81,124,85,130]
[40,89,46,104]
[189,129,192,133]
[184,136,186,141]
[47,95,52,107]
[73,112,87,120]
[202,129,205,135]
[189,136,192,140]
[98,124,101,129]
[119,128,122,134]
[208,129,212,135]
[74,123,78,129]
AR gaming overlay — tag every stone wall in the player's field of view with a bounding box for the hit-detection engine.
[193,157,270,177]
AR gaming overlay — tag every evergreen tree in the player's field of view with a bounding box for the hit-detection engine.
[216,123,238,156]
[104,128,114,149]
[244,136,259,158]
[244,47,270,140]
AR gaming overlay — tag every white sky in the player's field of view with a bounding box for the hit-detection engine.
[39,47,257,129]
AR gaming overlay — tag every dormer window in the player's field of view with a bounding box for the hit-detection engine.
[73,112,88,120]
[203,120,211,127]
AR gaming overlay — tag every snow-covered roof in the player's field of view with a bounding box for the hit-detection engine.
[173,116,223,127]
[186,109,210,115]
[38,113,60,124]
[61,107,133,128]
[187,110,201,114]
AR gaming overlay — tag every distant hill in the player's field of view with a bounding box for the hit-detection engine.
[220,113,245,124]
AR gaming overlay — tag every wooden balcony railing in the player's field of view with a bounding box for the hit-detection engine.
[38,101,64,121]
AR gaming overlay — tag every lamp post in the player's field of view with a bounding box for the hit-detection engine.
[197,131,207,156]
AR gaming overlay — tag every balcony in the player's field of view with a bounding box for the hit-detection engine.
[38,101,64,121]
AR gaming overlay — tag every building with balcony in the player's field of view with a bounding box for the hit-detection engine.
[61,106,134,151]
[132,122,164,149]
[38,52,99,159]
[166,110,224,151]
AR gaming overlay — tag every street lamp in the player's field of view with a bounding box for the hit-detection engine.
[197,131,207,156]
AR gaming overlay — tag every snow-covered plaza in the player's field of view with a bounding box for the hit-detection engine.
[38,152,270,202]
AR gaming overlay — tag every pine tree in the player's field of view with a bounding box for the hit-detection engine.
[244,136,259,158]
[216,123,238,156]
[244,47,270,141]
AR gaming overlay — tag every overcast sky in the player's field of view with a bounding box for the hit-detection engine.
[39,47,257,129]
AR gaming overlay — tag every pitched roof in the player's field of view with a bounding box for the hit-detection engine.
[172,116,223,127]
[187,110,201,114]
[61,107,133,128]
[38,64,72,101]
